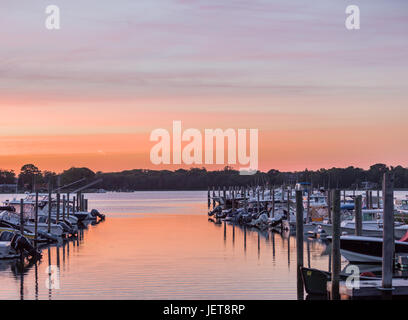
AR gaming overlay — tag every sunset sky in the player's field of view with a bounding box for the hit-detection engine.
[1,0,407,173]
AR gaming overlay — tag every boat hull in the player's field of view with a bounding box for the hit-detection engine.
[336,236,408,263]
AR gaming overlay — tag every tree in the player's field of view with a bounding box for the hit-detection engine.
[0,170,16,184]
[60,167,95,185]
[18,164,42,191]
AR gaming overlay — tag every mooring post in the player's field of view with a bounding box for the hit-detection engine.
[62,195,66,220]
[327,189,332,224]
[377,189,381,209]
[366,190,369,209]
[355,195,362,236]
[343,189,346,204]
[56,193,60,224]
[381,172,395,294]
[20,199,24,235]
[307,189,310,222]
[207,187,210,209]
[296,190,304,300]
[48,188,52,233]
[73,196,76,217]
[331,189,341,300]
[257,189,260,214]
[232,189,235,212]
[212,186,215,209]
[287,190,290,218]
[271,187,275,218]
[34,192,39,248]
[85,199,88,211]
[67,193,70,218]
[244,187,248,212]
[223,186,226,209]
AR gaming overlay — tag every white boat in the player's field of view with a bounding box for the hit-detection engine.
[318,210,408,238]
[0,230,41,259]
[0,210,64,237]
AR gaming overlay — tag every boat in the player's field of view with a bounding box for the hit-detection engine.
[317,209,408,238]
[0,230,41,259]
[301,266,381,295]
[328,233,408,263]
[0,210,64,237]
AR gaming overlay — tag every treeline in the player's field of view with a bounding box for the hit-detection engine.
[1,163,408,192]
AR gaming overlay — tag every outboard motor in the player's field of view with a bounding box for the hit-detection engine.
[9,233,42,259]
[90,209,105,220]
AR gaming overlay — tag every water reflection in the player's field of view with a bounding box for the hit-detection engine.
[208,218,332,300]
[0,192,334,300]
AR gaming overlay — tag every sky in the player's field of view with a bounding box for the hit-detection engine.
[0,0,407,173]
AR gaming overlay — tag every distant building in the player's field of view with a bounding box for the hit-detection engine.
[0,184,17,193]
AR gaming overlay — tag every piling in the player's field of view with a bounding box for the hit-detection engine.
[207,187,210,209]
[223,187,226,209]
[232,190,235,212]
[331,189,341,300]
[296,190,304,300]
[257,189,260,214]
[327,190,332,223]
[81,194,85,211]
[48,188,52,233]
[377,189,381,209]
[20,199,24,235]
[366,190,369,209]
[381,172,395,294]
[34,192,39,248]
[73,196,76,217]
[62,195,66,220]
[355,195,363,236]
[271,187,275,218]
[56,193,60,224]
[212,186,216,208]
[67,193,70,218]
[307,190,310,222]
[287,190,290,218]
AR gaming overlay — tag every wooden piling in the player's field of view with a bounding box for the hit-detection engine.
[81,194,85,211]
[20,199,24,235]
[271,187,275,218]
[327,190,332,224]
[296,190,304,300]
[355,195,363,236]
[331,189,341,300]
[56,193,60,224]
[307,190,310,222]
[207,187,210,209]
[67,193,70,218]
[223,187,226,209]
[257,189,260,214]
[73,196,76,217]
[232,189,235,212]
[287,190,290,218]
[34,192,38,248]
[48,188,52,233]
[62,195,66,220]
[382,172,395,291]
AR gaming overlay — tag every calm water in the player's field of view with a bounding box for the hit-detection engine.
[3,190,405,300]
